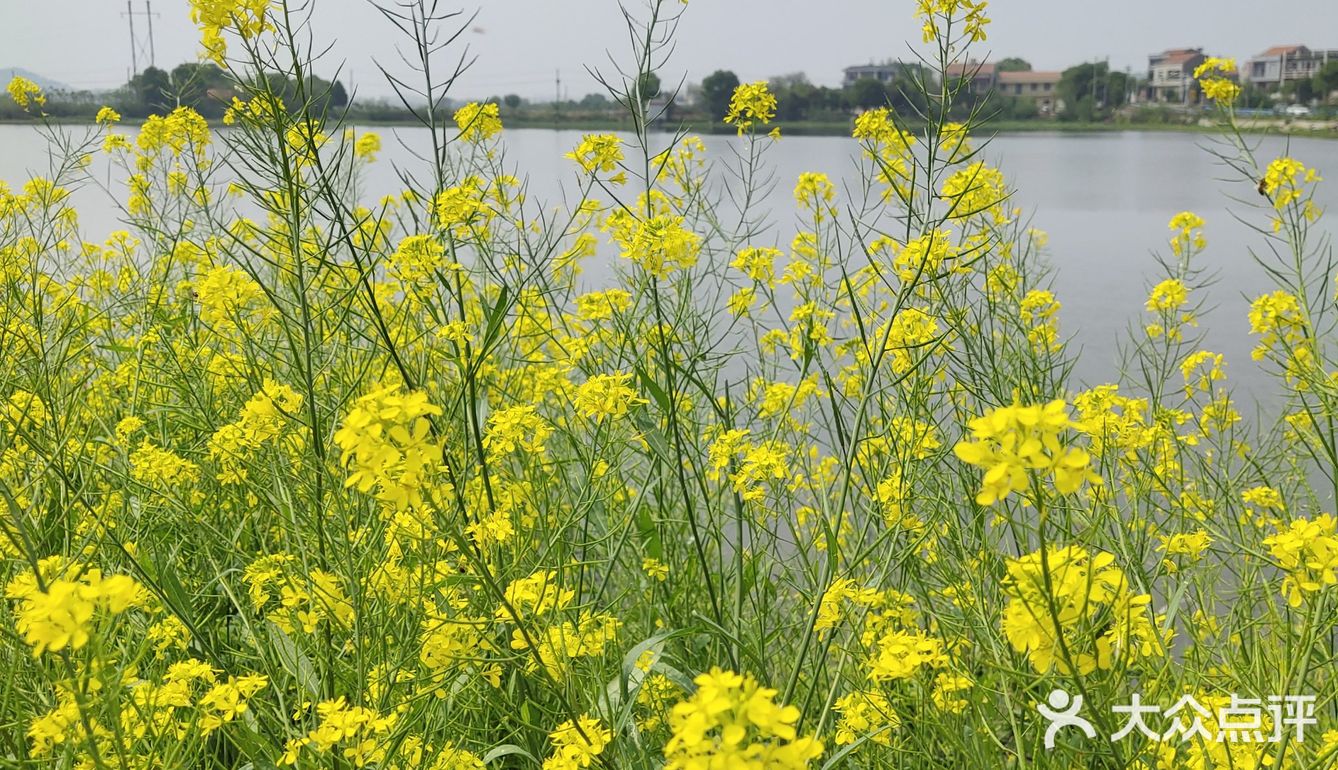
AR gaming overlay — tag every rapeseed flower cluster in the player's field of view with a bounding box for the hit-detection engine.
[573,372,644,419]
[664,669,823,769]
[954,400,1100,504]
[1264,515,1338,607]
[388,233,452,284]
[484,404,552,457]
[9,565,145,655]
[833,690,899,746]
[1002,547,1167,674]
[1018,289,1062,352]
[195,264,269,330]
[852,108,916,198]
[454,102,503,142]
[190,0,272,62]
[1261,156,1322,231]
[724,82,777,133]
[567,134,626,182]
[1247,290,1306,361]
[543,715,611,770]
[208,380,303,484]
[334,385,442,511]
[915,0,990,43]
[605,209,701,278]
[1180,350,1226,398]
[883,230,963,284]
[1168,210,1206,257]
[6,76,45,110]
[940,162,1008,222]
[351,130,382,161]
[279,696,398,766]
[1193,57,1240,104]
[885,307,944,374]
[1144,277,1194,339]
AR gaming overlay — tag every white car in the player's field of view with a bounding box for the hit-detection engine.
[1283,104,1313,117]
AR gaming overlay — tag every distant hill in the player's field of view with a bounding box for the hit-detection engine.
[0,68,73,94]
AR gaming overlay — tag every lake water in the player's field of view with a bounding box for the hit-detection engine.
[3,123,1336,409]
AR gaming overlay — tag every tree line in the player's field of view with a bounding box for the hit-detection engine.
[0,63,348,121]
[9,56,1336,127]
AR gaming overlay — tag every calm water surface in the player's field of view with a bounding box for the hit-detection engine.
[3,124,1337,409]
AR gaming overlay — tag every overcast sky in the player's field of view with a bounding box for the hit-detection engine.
[4,0,1337,100]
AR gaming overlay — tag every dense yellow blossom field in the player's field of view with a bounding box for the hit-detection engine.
[2,1,1337,768]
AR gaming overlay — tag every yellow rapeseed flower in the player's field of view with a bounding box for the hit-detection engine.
[1194,57,1240,104]
[663,668,823,769]
[6,76,45,110]
[953,400,1100,505]
[724,82,777,134]
[915,0,990,43]
[454,102,503,142]
[1264,515,1338,607]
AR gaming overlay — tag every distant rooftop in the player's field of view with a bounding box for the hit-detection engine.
[1152,48,1205,64]
[945,61,996,77]
[997,71,1061,84]
[843,62,911,72]
[1256,45,1308,57]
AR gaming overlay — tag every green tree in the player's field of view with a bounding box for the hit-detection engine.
[1104,70,1132,108]
[996,57,1032,73]
[850,77,888,109]
[250,72,339,116]
[503,93,522,109]
[579,92,611,108]
[128,66,172,114]
[1313,61,1338,103]
[700,69,739,121]
[888,70,930,115]
[169,62,226,116]
[999,96,1038,119]
[1058,61,1122,120]
[1284,77,1315,104]
[1237,83,1271,109]
[636,72,661,104]
[331,80,348,107]
[770,73,816,121]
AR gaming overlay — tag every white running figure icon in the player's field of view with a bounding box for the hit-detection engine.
[1037,689,1097,749]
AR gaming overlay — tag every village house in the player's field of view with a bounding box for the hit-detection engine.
[1244,45,1338,91]
[841,61,923,88]
[944,60,997,95]
[1145,48,1207,104]
[995,70,1063,115]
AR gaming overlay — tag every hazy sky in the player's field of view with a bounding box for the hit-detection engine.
[4,0,1337,100]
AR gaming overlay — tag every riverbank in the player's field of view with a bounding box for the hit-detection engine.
[503,116,1338,139]
[9,113,1338,140]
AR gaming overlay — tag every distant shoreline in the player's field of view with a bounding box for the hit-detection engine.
[5,115,1338,140]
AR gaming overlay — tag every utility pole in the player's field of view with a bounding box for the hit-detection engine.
[554,69,561,122]
[126,1,136,77]
[1090,57,1098,110]
[124,0,159,77]
[147,2,156,71]
[1104,56,1110,107]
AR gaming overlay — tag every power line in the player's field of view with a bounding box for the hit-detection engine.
[123,1,159,78]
